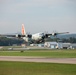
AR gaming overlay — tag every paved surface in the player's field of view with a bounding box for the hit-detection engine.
[0,56,76,64]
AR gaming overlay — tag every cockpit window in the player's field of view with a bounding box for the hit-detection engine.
[39,33,44,35]
[42,33,44,35]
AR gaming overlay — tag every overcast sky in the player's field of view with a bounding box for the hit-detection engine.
[0,0,76,34]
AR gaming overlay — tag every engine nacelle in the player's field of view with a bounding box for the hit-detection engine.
[45,34,49,38]
[27,34,32,38]
[16,34,22,38]
[42,34,48,39]
[52,33,57,36]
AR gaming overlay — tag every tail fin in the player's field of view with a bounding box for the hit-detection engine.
[22,24,26,35]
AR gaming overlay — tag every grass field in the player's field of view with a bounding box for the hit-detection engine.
[0,49,76,75]
[0,61,76,75]
[0,49,76,58]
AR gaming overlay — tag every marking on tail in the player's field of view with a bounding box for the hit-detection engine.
[22,24,26,35]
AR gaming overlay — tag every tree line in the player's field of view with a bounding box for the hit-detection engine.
[62,37,76,43]
[0,37,24,46]
[0,37,76,46]
[45,37,76,43]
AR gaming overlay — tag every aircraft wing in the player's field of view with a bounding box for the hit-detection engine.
[43,33,52,38]
[55,32,69,34]
[45,33,52,36]
[0,34,16,37]
[0,34,25,38]
[51,32,69,36]
[44,32,69,37]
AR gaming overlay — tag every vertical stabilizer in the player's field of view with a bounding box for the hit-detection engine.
[22,24,26,35]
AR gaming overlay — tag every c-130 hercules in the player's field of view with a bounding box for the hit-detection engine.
[0,24,69,43]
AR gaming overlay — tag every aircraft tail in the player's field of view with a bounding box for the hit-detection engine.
[21,24,26,35]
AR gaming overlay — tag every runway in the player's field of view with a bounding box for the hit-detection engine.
[0,56,76,64]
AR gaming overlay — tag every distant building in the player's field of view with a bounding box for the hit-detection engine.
[70,43,76,49]
[38,44,44,47]
[61,43,71,49]
[21,44,26,47]
[0,46,3,49]
[44,42,57,49]
[44,42,75,49]
[12,44,17,46]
